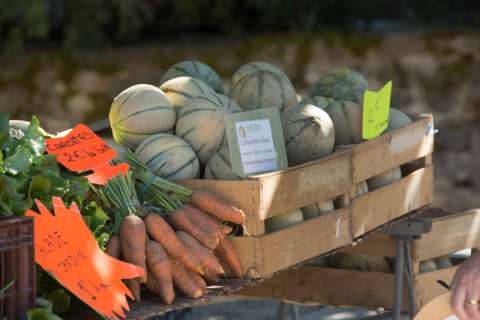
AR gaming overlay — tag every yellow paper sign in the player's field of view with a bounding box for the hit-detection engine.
[362,81,392,140]
[414,293,457,320]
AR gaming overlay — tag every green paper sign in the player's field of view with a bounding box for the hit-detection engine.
[362,81,392,140]
[224,107,288,178]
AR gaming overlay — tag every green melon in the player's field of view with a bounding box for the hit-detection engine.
[109,84,175,149]
[176,93,241,166]
[309,67,369,103]
[231,61,291,87]
[160,60,224,93]
[306,96,337,110]
[302,200,334,220]
[265,209,304,233]
[135,133,199,180]
[434,256,452,269]
[229,70,297,111]
[420,260,437,273]
[337,181,369,207]
[386,108,412,132]
[281,103,335,166]
[307,257,329,267]
[332,253,391,273]
[367,167,402,191]
[323,100,363,146]
[160,76,215,114]
[204,145,241,180]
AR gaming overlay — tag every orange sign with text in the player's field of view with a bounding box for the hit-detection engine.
[25,198,144,319]
[45,124,128,184]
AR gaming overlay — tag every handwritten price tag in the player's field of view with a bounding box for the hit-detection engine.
[25,198,144,320]
[45,124,128,184]
[362,81,392,140]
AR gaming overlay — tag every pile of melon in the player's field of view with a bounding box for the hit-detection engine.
[108,60,413,234]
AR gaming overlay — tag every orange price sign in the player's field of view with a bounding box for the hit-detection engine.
[45,124,128,184]
[25,197,144,320]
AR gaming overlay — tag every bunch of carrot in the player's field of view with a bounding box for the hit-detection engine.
[97,154,245,304]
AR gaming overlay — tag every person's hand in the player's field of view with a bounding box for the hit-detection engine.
[451,253,480,319]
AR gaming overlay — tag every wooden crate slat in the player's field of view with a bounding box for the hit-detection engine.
[231,208,351,278]
[342,234,397,257]
[352,165,433,238]
[238,267,403,309]
[414,266,457,309]
[415,209,480,261]
[352,114,434,184]
[256,150,351,219]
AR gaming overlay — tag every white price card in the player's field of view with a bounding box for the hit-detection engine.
[224,107,288,177]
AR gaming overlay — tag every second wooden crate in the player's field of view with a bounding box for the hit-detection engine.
[238,208,480,310]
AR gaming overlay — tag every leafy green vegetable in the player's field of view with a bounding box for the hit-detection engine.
[0,113,112,315]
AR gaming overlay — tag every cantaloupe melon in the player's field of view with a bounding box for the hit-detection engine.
[109,84,175,149]
[135,133,199,180]
[231,61,291,87]
[302,200,334,220]
[229,70,297,111]
[386,107,412,132]
[331,253,391,272]
[336,181,369,208]
[265,209,304,233]
[160,60,224,93]
[306,96,337,110]
[309,67,368,103]
[160,76,215,114]
[367,166,402,191]
[420,260,437,273]
[281,103,335,166]
[323,100,363,146]
[176,93,241,166]
[204,145,241,180]
[434,256,452,269]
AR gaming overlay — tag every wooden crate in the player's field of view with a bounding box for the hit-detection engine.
[350,113,434,238]
[239,209,480,310]
[179,114,434,278]
[181,150,353,278]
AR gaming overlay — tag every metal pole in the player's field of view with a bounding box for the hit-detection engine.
[393,240,405,320]
[277,301,287,320]
[404,242,417,317]
[292,304,300,320]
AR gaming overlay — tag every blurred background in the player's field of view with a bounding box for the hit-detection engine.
[0,0,479,213]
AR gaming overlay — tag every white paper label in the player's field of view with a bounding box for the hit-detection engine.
[235,119,277,174]
[444,315,458,320]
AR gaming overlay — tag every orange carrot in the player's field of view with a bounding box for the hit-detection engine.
[105,235,121,259]
[119,215,147,283]
[182,205,225,239]
[176,231,224,276]
[216,237,243,278]
[168,205,218,250]
[145,240,174,304]
[190,191,246,225]
[145,213,204,275]
[171,260,203,299]
[126,279,141,301]
[146,270,175,305]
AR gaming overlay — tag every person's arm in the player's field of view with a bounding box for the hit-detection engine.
[451,253,480,320]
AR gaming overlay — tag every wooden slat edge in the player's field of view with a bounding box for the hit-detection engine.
[258,151,352,219]
[232,208,351,278]
[415,209,480,261]
[353,115,434,183]
[352,166,433,238]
